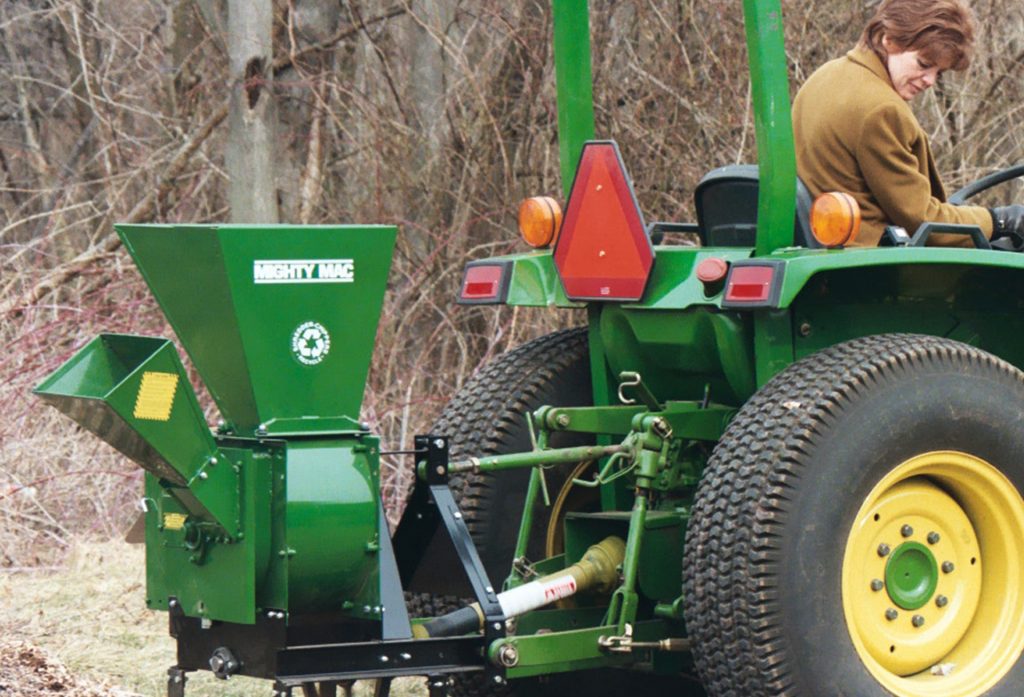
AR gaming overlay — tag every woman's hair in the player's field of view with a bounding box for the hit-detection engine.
[860,0,976,71]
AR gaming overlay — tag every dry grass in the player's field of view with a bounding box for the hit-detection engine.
[0,539,426,696]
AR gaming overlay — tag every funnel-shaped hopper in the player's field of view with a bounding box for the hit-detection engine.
[114,224,396,435]
[35,334,237,532]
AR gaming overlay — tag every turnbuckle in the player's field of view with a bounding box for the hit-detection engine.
[597,623,691,653]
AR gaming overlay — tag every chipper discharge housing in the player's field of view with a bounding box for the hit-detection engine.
[36,224,399,646]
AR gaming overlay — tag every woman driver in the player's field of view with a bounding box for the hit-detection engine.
[792,0,1023,247]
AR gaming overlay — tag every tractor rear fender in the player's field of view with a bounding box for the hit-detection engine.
[782,248,1024,372]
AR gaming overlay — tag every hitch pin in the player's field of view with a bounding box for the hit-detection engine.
[598,623,691,653]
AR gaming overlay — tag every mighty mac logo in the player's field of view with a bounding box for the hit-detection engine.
[253,259,354,284]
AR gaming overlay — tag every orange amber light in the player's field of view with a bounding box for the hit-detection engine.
[518,196,563,248]
[810,192,861,247]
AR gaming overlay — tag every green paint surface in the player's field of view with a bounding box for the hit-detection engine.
[886,542,938,611]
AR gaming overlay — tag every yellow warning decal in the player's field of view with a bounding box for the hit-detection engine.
[163,513,187,530]
[133,371,179,421]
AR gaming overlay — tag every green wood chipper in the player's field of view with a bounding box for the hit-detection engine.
[34,1,1024,695]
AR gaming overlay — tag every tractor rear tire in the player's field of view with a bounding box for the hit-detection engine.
[428,327,592,697]
[433,326,593,584]
[682,334,1024,696]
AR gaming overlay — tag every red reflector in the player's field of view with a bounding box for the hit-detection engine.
[461,265,504,301]
[554,142,653,301]
[696,257,729,283]
[725,266,774,302]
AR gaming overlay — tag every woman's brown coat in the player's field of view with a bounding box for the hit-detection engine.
[793,45,992,246]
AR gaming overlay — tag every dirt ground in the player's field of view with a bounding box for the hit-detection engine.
[0,540,424,697]
[0,641,133,697]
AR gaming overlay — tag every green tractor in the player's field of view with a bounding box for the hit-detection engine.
[34,0,1024,696]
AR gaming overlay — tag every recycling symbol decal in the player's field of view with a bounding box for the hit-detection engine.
[291,321,331,365]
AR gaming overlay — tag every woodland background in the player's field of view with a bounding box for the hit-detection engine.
[0,0,1022,691]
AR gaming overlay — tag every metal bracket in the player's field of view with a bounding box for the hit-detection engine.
[418,435,506,674]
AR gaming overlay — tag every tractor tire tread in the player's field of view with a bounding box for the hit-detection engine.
[681,333,1016,697]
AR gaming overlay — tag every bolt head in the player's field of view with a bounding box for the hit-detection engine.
[912,614,925,628]
[885,608,898,621]
[901,524,914,538]
[927,532,940,545]
[492,675,505,684]
[199,471,208,480]
[942,561,955,574]
[435,465,445,475]
[434,438,445,449]
[936,595,949,608]
[556,414,571,427]
[493,622,503,631]
[878,543,891,557]
[870,579,884,592]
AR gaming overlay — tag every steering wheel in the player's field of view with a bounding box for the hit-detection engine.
[949,164,1024,250]
[949,163,1024,205]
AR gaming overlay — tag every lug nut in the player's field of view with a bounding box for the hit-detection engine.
[927,532,940,545]
[878,543,891,557]
[901,524,914,538]
[942,561,955,574]
[912,615,925,628]
[871,579,884,592]
[936,595,948,608]
[885,608,898,621]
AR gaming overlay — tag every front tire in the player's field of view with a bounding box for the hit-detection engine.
[683,334,1024,696]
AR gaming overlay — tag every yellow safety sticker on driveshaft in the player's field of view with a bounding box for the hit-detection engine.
[133,371,179,421]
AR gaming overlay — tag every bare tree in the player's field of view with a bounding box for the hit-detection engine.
[226,0,278,222]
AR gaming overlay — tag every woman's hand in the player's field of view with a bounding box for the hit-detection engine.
[991,205,1024,241]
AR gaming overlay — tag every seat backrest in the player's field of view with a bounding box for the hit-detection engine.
[694,164,819,248]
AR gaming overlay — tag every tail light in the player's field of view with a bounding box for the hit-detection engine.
[458,261,512,305]
[722,261,785,308]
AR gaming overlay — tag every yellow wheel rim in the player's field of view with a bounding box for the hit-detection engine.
[842,451,1024,696]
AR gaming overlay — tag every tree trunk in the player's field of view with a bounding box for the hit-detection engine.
[226,0,278,223]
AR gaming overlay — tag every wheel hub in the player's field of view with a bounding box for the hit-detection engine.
[884,541,938,611]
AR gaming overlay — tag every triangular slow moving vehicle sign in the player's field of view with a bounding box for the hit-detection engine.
[553,141,654,301]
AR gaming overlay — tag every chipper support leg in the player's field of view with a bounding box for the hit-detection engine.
[167,667,187,697]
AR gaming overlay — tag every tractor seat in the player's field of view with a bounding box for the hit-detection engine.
[694,164,818,248]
